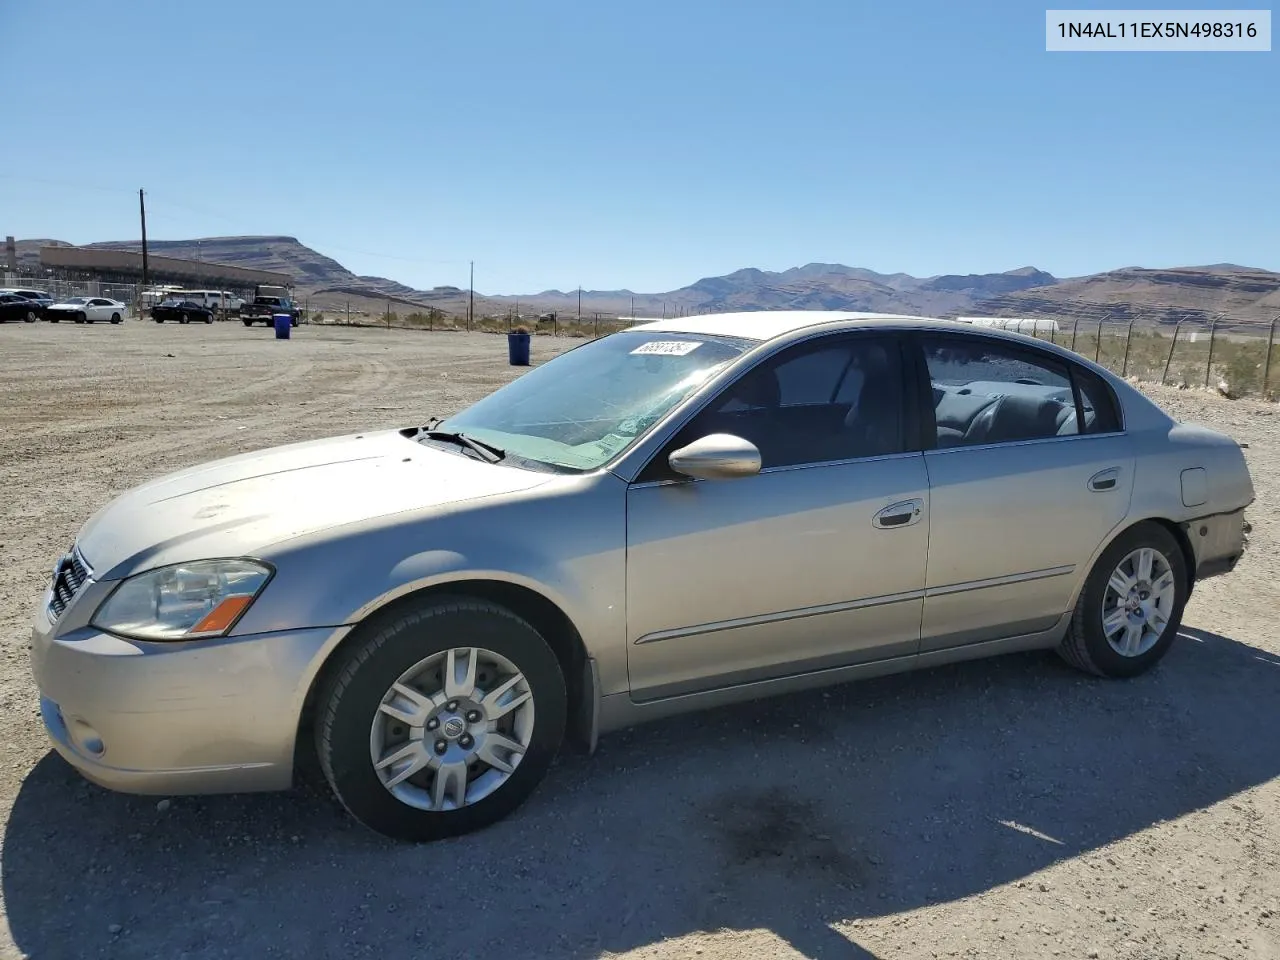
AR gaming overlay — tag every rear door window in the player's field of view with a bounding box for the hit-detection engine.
[921,337,1078,447]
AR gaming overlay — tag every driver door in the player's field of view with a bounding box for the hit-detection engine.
[625,332,930,701]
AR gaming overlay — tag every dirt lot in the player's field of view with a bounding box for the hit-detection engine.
[1,320,1278,960]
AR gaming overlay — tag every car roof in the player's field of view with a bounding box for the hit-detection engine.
[632,310,979,342]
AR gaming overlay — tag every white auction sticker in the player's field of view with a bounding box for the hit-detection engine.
[1046,9,1271,51]
[631,340,702,356]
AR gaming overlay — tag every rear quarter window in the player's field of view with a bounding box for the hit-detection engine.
[1071,366,1123,434]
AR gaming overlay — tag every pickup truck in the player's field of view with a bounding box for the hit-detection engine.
[240,295,301,327]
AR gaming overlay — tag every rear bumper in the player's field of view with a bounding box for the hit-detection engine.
[1185,506,1249,583]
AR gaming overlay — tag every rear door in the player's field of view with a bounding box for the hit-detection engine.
[913,333,1133,652]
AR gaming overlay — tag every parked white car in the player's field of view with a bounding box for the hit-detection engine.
[45,297,126,324]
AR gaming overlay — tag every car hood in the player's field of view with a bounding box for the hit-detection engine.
[74,430,555,579]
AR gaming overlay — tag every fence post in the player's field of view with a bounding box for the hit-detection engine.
[346,301,350,326]
[1070,317,1080,352]
[1263,317,1278,399]
[553,312,558,337]
[1161,317,1189,385]
[1094,316,1106,363]
[594,313,599,338]
[1204,315,1220,388]
[1120,320,1135,377]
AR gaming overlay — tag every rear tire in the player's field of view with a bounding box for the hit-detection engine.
[24,310,37,323]
[316,596,567,843]
[1058,521,1188,678]
[242,319,253,327]
[110,313,121,324]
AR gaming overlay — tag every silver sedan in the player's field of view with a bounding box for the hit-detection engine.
[30,312,1255,841]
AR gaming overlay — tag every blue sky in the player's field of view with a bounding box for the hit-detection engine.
[2,0,1275,292]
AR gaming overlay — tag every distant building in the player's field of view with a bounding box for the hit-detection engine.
[38,245,291,293]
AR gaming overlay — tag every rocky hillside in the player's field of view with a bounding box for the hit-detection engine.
[503,263,1060,318]
[87,236,355,286]
[979,265,1280,328]
[13,235,1278,325]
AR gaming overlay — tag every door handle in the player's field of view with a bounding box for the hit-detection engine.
[1089,467,1120,492]
[873,498,924,529]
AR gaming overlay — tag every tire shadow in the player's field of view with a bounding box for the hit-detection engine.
[5,626,1279,960]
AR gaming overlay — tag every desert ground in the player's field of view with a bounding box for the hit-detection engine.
[0,320,1277,960]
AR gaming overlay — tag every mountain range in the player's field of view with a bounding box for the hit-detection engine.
[13,236,1280,325]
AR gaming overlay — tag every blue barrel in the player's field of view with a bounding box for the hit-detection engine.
[273,314,292,339]
[507,331,530,366]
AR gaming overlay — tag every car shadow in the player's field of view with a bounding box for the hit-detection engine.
[6,626,1280,960]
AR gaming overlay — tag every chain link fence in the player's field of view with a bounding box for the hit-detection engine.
[1012,315,1280,399]
[11,277,1276,399]
[319,307,1280,398]
[2,275,143,313]
[308,305,650,339]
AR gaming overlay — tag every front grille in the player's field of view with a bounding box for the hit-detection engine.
[48,546,91,619]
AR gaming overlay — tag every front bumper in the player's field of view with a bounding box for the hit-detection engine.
[31,595,343,795]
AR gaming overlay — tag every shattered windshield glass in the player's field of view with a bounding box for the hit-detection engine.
[436,330,753,471]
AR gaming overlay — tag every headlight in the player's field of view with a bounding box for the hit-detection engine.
[91,559,273,641]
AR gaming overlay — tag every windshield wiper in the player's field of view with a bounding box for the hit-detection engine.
[422,430,505,464]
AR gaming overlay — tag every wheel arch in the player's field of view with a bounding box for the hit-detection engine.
[293,578,594,776]
[1144,516,1197,595]
[1071,514,1198,612]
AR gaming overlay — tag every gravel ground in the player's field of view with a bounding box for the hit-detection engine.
[0,321,1277,960]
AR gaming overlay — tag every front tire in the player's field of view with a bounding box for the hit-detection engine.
[316,597,566,843]
[74,312,86,324]
[1058,521,1188,678]
[24,310,36,323]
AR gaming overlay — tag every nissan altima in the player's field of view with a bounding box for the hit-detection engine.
[30,311,1254,841]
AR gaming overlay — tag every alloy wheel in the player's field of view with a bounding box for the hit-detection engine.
[1100,547,1177,657]
[368,646,534,812]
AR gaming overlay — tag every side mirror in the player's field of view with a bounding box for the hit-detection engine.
[668,433,762,480]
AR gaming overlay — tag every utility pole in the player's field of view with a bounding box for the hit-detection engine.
[139,189,149,305]
[468,261,474,332]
